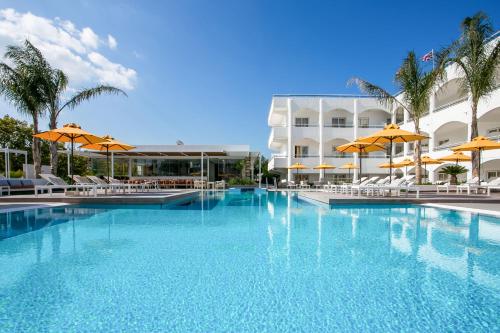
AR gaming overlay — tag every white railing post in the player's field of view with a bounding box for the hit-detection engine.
[353,99,359,182]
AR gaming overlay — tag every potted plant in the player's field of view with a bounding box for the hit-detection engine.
[441,165,468,185]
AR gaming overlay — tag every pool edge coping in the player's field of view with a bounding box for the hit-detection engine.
[421,203,500,217]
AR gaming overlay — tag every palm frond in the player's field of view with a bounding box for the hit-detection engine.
[347,77,404,111]
[58,85,127,115]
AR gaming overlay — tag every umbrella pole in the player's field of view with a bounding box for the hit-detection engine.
[70,138,74,184]
[106,146,110,183]
[389,139,393,181]
[359,150,362,182]
[478,149,482,185]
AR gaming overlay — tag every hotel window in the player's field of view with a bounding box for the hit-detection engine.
[438,173,449,182]
[358,117,369,128]
[294,146,309,157]
[332,145,345,157]
[331,117,346,128]
[487,171,500,180]
[295,117,309,127]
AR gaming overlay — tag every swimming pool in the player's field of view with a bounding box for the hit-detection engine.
[1,191,499,332]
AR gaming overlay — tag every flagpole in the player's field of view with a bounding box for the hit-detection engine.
[432,49,435,70]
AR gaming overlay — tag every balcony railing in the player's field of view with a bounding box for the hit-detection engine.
[358,123,387,129]
[324,123,354,128]
[434,140,467,151]
[293,124,319,127]
[294,154,319,158]
[324,154,349,158]
[434,96,468,113]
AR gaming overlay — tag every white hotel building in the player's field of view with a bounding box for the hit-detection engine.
[268,62,500,183]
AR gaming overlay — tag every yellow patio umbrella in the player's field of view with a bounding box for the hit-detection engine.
[336,139,385,180]
[33,123,103,182]
[339,162,358,182]
[359,124,427,181]
[438,151,471,165]
[397,158,415,175]
[288,162,309,182]
[452,136,500,184]
[313,163,335,181]
[420,155,442,183]
[80,135,135,182]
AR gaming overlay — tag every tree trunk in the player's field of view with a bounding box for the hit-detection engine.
[49,113,58,175]
[470,101,479,178]
[450,174,458,185]
[414,122,422,184]
[32,113,42,178]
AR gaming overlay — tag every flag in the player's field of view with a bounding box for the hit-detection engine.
[422,50,433,62]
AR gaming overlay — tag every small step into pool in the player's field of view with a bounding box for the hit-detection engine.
[0,191,499,332]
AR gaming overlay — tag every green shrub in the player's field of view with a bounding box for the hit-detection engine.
[228,178,255,186]
[9,170,24,178]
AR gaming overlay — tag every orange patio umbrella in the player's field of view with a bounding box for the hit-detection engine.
[397,158,415,175]
[34,123,103,182]
[339,162,358,182]
[438,151,471,165]
[80,135,135,182]
[336,139,385,180]
[420,155,442,183]
[288,163,309,182]
[313,163,335,181]
[359,124,427,181]
[452,136,500,184]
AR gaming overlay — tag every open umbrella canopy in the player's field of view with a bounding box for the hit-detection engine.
[452,136,500,152]
[378,162,401,169]
[452,136,500,185]
[397,158,415,167]
[358,124,428,144]
[288,163,309,170]
[33,123,103,182]
[313,163,336,170]
[340,162,359,169]
[337,139,385,180]
[80,135,135,182]
[438,151,471,163]
[336,140,385,153]
[34,123,103,144]
[80,135,135,151]
[358,124,427,181]
[420,155,442,165]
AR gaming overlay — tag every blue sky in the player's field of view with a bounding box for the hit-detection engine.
[0,0,499,156]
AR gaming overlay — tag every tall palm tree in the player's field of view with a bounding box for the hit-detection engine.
[446,12,500,178]
[0,41,47,177]
[9,41,127,174]
[43,69,126,174]
[349,51,445,184]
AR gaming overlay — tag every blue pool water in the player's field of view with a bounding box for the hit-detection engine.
[0,191,499,332]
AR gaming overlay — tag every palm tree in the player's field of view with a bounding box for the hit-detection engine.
[43,69,126,174]
[446,12,500,178]
[9,41,127,174]
[349,51,445,184]
[0,41,47,177]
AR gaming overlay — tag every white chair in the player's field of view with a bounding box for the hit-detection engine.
[456,177,480,195]
[351,176,380,196]
[299,180,311,189]
[287,181,297,189]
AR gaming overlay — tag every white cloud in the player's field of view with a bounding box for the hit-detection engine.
[107,34,117,49]
[0,8,136,90]
[80,27,99,49]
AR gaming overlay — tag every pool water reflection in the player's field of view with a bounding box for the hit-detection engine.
[0,192,499,332]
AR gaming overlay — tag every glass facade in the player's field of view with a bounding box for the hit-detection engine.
[90,158,242,180]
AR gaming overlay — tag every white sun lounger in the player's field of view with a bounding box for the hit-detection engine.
[351,176,380,196]
[37,174,96,197]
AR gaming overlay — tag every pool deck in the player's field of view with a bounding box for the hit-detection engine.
[298,191,500,216]
[0,190,199,211]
